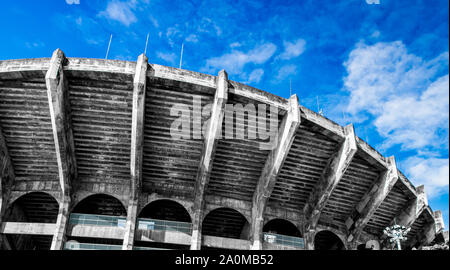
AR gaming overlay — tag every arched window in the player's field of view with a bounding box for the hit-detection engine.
[138,199,191,222]
[72,194,126,216]
[263,219,302,237]
[202,208,249,240]
[6,192,59,223]
[314,230,345,250]
[4,192,59,250]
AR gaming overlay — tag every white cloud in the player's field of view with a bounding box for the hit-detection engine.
[278,39,306,60]
[185,34,198,43]
[202,43,277,74]
[66,0,80,4]
[248,69,264,83]
[275,64,297,80]
[166,26,181,47]
[343,41,449,151]
[343,40,449,201]
[25,41,45,49]
[157,51,177,65]
[230,42,241,48]
[149,15,159,28]
[99,1,137,26]
[403,157,449,199]
[375,75,449,150]
[75,16,82,25]
[197,17,222,36]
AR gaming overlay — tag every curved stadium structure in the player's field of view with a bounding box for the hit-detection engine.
[0,49,446,250]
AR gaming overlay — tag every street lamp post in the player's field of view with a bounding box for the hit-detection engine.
[383,224,411,250]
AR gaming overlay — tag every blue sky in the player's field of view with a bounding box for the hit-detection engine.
[0,0,448,229]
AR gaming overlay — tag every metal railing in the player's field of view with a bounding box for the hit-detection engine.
[69,213,127,227]
[263,232,304,248]
[64,242,122,250]
[137,218,192,234]
[133,246,170,250]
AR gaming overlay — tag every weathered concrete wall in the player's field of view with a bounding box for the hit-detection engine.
[136,229,191,246]
[0,53,443,251]
[1,222,55,235]
[202,235,251,250]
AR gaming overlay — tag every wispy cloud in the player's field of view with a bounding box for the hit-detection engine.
[342,40,449,199]
[25,41,45,49]
[247,68,264,84]
[197,17,222,36]
[403,157,449,199]
[65,0,80,4]
[230,42,241,48]
[57,14,106,45]
[157,51,177,65]
[202,43,277,75]
[343,41,449,151]
[98,0,137,27]
[277,39,306,60]
[275,64,297,80]
[185,34,198,43]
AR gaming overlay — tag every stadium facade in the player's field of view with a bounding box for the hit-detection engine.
[0,49,446,250]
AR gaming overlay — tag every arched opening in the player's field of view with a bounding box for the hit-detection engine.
[71,194,127,216]
[263,219,301,237]
[134,199,192,250]
[202,208,250,241]
[262,219,303,248]
[65,194,127,250]
[3,192,59,250]
[357,244,367,250]
[314,230,345,250]
[138,199,191,222]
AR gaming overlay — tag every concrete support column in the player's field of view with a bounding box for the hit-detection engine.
[250,95,301,250]
[303,124,357,238]
[304,230,315,250]
[122,199,138,250]
[45,48,77,196]
[250,216,264,250]
[347,156,398,243]
[434,210,445,233]
[191,70,229,250]
[190,218,202,250]
[0,189,7,249]
[1,126,14,250]
[396,185,428,228]
[123,53,148,250]
[50,195,70,250]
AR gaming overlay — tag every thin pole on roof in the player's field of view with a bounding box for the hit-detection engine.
[105,34,113,60]
[317,96,323,116]
[289,79,292,97]
[144,33,149,55]
[365,126,369,143]
[179,42,184,69]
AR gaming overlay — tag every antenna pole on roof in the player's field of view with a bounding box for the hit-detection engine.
[144,32,149,55]
[289,79,292,97]
[365,126,369,143]
[179,42,184,69]
[105,34,113,60]
[317,96,323,116]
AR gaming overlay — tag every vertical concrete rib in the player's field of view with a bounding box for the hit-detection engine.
[122,53,148,250]
[45,48,76,196]
[45,49,77,250]
[303,124,357,250]
[347,156,399,243]
[0,126,14,249]
[190,70,228,250]
[250,95,301,250]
